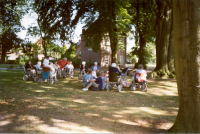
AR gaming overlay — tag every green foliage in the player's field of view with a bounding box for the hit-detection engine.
[144,42,156,64]
[63,42,76,60]
[0,0,27,63]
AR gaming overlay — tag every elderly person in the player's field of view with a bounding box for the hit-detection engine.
[80,61,88,77]
[131,64,147,90]
[121,64,128,76]
[25,61,35,78]
[109,63,121,75]
[53,61,61,78]
[35,61,42,74]
[64,61,74,78]
[91,62,100,71]
[58,57,68,78]
[43,56,50,66]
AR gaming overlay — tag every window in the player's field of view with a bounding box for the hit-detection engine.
[104,36,110,50]
[105,55,109,66]
[119,38,124,44]
[120,56,123,65]
[88,47,92,51]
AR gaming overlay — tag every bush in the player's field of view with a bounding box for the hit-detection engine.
[5,60,16,64]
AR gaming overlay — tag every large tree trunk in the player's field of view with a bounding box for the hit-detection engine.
[108,1,118,64]
[153,0,174,77]
[1,45,6,64]
[169,0,200,132]
[138,34,146,66]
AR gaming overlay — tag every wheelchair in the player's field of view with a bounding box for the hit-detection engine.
[40,67,59,84]
[34,67,42,82]
[23,67,35,81]
[130,73,147,92]
[106,72,123,92]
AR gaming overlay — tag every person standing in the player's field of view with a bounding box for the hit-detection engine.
[58,57,68,78]
[43,56,50,67]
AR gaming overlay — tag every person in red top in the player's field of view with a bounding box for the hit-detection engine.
[58,57,68,78]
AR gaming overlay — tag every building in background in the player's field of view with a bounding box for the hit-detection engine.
[80,34,127,67]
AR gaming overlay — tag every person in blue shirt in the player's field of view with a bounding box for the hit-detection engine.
[82,72,103,91]
[91,62,100,71]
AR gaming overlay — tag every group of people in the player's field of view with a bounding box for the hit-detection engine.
[25,57,74,79]
[81,62,147,91]
[25,56,147,91]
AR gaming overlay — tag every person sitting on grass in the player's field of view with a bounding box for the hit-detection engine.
[83,69,95,87]
[100,71,106,90]
[82,72,103,91]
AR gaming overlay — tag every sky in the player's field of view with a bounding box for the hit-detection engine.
[18,13,135,52]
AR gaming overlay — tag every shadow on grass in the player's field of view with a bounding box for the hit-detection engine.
[0,70,178,133]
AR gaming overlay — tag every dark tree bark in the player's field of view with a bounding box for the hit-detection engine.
[153,0,175,77]
[169,0,200,132]
[138,33,146,66]
[1,42,6,64]
[108,1,118,64]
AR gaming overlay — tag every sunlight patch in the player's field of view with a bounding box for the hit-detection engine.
[0,120,11,126]
[73,99,88,104]
[118,119,139,126]
[33,90,45,93]
[85,113,100,117]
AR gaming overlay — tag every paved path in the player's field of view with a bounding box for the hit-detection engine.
[0,68,23,70]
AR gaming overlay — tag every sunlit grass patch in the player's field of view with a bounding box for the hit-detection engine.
[0,69,178,133]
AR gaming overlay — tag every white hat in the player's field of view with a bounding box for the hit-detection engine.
[111,63,116,67]
[82,61,86,65]
[94,62,97,64]
[37,61,41,65]
[63,57,67,60]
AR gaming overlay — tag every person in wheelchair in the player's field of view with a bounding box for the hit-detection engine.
[106,63,123,92]
[53,61,61,78]
[35,61,42,73]
[131,64,147,91]
[25,61,35,79]
[109,63,121,75]
[64,61,74,78]
[91,62,100,78]
[121,64,128,76]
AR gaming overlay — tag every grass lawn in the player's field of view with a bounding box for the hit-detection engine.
[0,69,178,133]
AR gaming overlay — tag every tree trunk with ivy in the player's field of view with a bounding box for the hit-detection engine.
[151,0,175,78]
[169,0,200,132]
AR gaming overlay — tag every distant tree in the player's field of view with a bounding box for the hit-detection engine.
[28,0,75,56]
[128,0,156,67]
[0,0,26,63]
[152,0,175,78]
[75,0,131,63]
